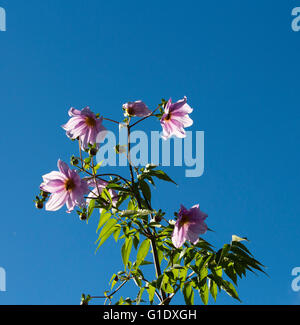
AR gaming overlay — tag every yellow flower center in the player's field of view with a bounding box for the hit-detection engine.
[179,214,189,226]
[65,179,76,191]
[85,116,96,127]
[126,106,135,116]
[164,113,172,121]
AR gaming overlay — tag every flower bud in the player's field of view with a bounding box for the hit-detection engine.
[123,101,151,117]
[40,191,49,199]
[153,214,163,223]
[35,201,44,209]
[89,147,98,156]
[71,157,79,166]
[79,213,87,221]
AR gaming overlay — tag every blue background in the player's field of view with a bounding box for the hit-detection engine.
[0,0,300,305]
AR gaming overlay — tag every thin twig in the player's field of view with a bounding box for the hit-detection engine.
[103,117,120,125]
[91,279,129,301]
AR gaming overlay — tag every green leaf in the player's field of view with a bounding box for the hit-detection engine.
[112,225,121,242]
[155,274,165,290]
[96,211,112,232]
[136,287,144,305]
[109,274,118,290]
[224,263,237,285]
[87,198,95,220]
[221,280,241,302]
[179,268,188,289]
[199,280,209,305]
[107,184,132,193]
[95,218,117,251]
[146,284,156,303]
[209,278,218,302]
[139,179,151,203]
[94,160,103,172]
[183,282,194,305]
[127,199,136,211]
[133,233,140,250]
[215,244,231,265]
[199,266,208,281]
[121,237,133,270]
[149,170,177,185]
[136,239,151,268]
[156,244,164,266]
[231,241,253,257]
[102,188,112,204]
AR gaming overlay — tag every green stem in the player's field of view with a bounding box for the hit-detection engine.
[126,123,167,303]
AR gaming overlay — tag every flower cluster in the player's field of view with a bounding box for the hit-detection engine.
[36,95,265,306]
[37,97,205,248]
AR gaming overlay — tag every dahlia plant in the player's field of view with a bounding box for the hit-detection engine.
[35,97,265,305]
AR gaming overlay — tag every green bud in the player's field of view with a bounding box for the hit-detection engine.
[79,213,87,221]
[89,147,98,156]
[71,158,79,166]
[40,191,49,199]
[153,214,162,223]
[35,201,44,209]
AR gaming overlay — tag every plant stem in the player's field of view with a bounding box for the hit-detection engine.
[103,117,120,125]
[91,278,129,304]
[91,157,101,198]
[126,123,167,303]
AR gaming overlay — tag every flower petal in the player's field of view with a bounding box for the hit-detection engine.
[45,191,68,211]
[57,160,70,176]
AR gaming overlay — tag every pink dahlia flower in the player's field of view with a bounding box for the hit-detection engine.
[160,96,193,140]
[171,204,208,249]
[40,160,89,212]
[123,101,152,117]
[62,107,106,150]
[86,179,118,208]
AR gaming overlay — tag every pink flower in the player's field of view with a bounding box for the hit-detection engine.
[160,96,193,140]
[40,160,89,212]
[171,204,208,248]
[62,107,106,150]
[86,179,118,209]
[123,101,152,117]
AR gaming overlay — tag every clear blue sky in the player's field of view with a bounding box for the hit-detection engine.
[0,0,300,305]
